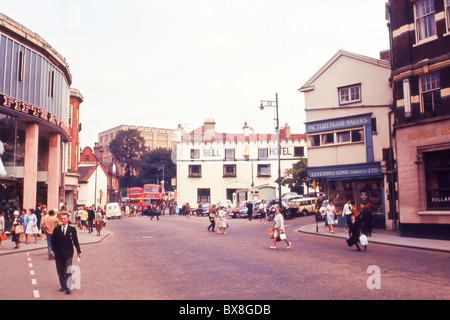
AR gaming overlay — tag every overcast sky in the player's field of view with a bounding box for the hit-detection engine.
[0,0,390,148]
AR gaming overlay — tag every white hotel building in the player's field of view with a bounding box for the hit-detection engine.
[175,119,307,207]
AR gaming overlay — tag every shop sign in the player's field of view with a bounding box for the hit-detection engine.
[0,94,69,135]
[307,163,382,179]
[409,127,450,141]
[306,114,371,133]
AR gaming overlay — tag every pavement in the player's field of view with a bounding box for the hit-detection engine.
[296,223,450,253]
[1,218,449,255]
[0,227,112,256]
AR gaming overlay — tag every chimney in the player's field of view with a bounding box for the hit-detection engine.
[283,123,291,138]
[243,122,249,136]
[203,118,216,141]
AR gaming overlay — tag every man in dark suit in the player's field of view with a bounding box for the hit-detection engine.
[51,212,82,294]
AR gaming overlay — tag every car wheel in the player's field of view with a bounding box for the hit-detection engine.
[301,210,308,216]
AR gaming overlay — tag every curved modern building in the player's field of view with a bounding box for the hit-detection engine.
[0,13,73,212]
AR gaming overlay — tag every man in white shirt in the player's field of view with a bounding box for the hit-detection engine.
[342,200,353,232]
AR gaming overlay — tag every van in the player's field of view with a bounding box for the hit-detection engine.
[106,202,122,219]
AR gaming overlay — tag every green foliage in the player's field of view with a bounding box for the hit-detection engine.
[281,158,311,193]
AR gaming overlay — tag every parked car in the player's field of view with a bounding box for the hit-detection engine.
[217,199,234,209]
[105,202,122,219]
[290,197,317,216]
[195,202,212,216]
[230,201,248,218]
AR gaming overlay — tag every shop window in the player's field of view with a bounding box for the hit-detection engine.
[424,149,450,210]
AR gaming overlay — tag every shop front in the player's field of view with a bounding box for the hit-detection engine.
[395,119,450,239]
[308,162,386,228]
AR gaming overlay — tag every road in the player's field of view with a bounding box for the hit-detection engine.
[0,214,449,301]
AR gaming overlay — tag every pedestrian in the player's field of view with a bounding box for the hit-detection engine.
[10,211,22,249]
[259,200,267,224]
[19,209,27,243]
[216,206,229,234]
[40,208,49,240]
[347,214,364,251]
[360,204,373,237]
[25,208,39,244]
[247,201,253,221]
[324,201,336,234]
[0,211,5,248]
[51,212,82,295]
[95,209,103,236]
[342,199,352,232]
[151,204,160,221]
[207,204,217,232]
[185,203,191,219]
[87,206,95,233]
[270,207,291,249]
[78,206,88,233]
[41,210,61,260]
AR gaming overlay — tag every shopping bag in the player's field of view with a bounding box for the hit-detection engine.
[279,233,286,240]
[360,235,368,246]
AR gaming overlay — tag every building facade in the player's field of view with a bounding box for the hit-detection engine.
[300,50,394,229]
[387,0,450,239]
[0,13,73,213]
[98,124,178,167]
[176,119,308,207]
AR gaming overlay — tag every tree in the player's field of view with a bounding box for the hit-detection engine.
[108,129,147,179]
[281,158,312,194]
[139,148,176,191]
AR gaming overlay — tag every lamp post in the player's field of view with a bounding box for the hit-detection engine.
[259,93,282,209]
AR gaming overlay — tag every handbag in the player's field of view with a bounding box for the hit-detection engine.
[269,228,274,239]
[1,232,6,241]
[15,225,24,234]
[360,235,368,246]
[279,233,287,240]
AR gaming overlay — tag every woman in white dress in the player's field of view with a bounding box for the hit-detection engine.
[25,208,39,244]
[216,206,229,234]
[324,201,337,234]
[270,207,291,249]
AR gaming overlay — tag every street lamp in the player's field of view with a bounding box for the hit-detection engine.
[259,93,282,210]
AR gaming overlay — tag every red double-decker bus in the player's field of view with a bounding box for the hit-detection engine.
[128,187,143,211]
[142,184,164,210]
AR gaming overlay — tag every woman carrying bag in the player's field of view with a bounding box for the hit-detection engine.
[11,211,23,249]
[0,212,6,248]
[270,207,291,249]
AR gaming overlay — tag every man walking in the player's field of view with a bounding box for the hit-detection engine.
[342,199,353,232]
[41,210,61,260]
[51,212,82,295]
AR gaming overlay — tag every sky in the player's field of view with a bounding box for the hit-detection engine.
[0,0,390,148]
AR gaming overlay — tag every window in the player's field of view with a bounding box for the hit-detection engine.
[190,149,200,159]
[197,189,211,203]
[446,0,450,33]
[415,0,436,43]
[294,147,304,157]
[424,149,450,210]
[339,84,361,105]
[421,73,441,114]
[223,164,237,177]
[257,164,271,177]
[225,149,235,161]
[309,129,364,147]
[18,50,24,82]
[258,148,268,159]
[188,165,202,177]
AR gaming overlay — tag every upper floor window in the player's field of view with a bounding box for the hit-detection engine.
[415,0,436,43]
[339,84,361,105]
[190,149,200,159]
[421,73,441,115]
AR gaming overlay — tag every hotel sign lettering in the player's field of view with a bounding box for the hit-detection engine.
[0,94,69,135]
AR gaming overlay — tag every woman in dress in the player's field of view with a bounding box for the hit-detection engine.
[324,201,337,234]
[216,206,229,234]
[0,211,5,248]
[25,208,39,244]
[270,207,291,249]
[95,208,103,236]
